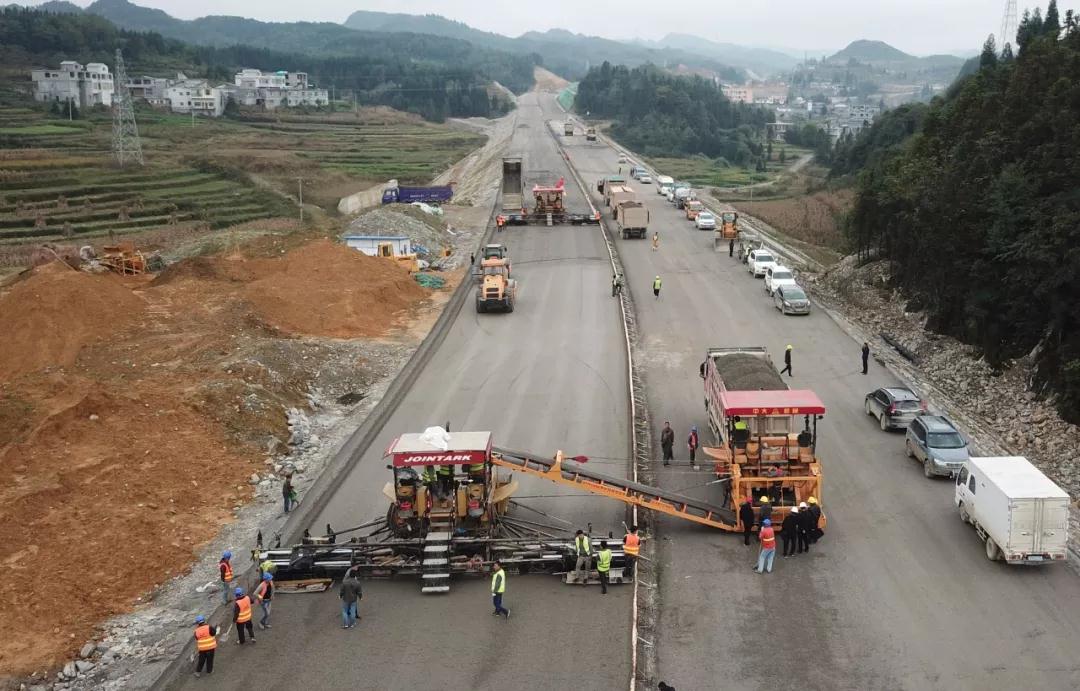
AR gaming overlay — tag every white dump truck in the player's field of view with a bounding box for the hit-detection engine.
[954,456,1069,564]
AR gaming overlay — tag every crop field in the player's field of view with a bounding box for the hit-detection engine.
[0,100,485,251]
[647,145,813,188]
[740,189,854,253]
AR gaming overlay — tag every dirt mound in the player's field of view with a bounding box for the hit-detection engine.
[243,239,428,338]
[0,262,144,380]
[0,374,258,676]
[532,66,570,92]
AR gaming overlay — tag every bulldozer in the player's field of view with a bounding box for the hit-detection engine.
[475,257,516,313]
[377,241,419,273]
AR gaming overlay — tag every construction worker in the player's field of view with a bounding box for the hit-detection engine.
[436,464,453,497]
[596,541,613,594]
[192,615,217,678]
[739,496,756,546]
[797,501,812,554]
[753,518,776,574]
[780,344,793,377]
[233,587,256,645]
[623,525,641,579]
[652,275,662,299]
[339,569,363,629]
[491,561,509,618]
[573,529,592,584]
[807,496,823,543]
[258,557,275,581]
[862,341,870,375]
[687,426,699,465]
[660,421,674,465]
[732,415,749,449]
[729,238,735,257]
[652,231,659,251]
[468,461,486,483]
[255,572,273,630]
[219,551,234,605]
[782,506,800,557]
[758,495,772,525]
[421,464,438,491]
[496,214,505,231]
[611,273,623,297]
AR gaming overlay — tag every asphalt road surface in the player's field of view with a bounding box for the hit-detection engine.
[548,91,1080,690]
[171,92,632,691]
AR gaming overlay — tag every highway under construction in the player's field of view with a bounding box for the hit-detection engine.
[170,90,1080,691]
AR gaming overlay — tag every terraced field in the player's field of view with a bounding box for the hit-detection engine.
[0,103,485,249]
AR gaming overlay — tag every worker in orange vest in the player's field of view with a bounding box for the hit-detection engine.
[192,615,217,678]
[255,572,273,630]
[753,518,776,574]
[623,525,641,580]
[496,215,505,231]
[218,551,234,605]
[233,587,256,645]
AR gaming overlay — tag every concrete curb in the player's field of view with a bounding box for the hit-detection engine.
[149,200,504,691]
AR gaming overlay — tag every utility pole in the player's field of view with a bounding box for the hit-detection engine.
[67,98,72,121]
[297,177,304,223]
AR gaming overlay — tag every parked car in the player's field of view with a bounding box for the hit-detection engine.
[618,154,627,163]
[906,415,969,478]
[773,284,811,315]
[747,249,777,277]
[694,212,717,230]
[764,266,796,296]
[865,386,926,431]
[638,174,652,184]
[630,166,646,179]
[655,175,674,193]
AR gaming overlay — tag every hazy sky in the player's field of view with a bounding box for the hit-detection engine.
[52,0,1077,56]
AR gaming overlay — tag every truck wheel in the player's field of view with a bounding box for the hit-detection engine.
[985,538,1002,561]
[477,302,486,314]
[958,504,970,523]
[923,459,934,478]
[506,300,514,313]
[905,441,914,458]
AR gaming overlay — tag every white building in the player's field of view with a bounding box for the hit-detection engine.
[226,69,327,109]
[849,103,880,124]
[721,83,754,104]
[235,68,287,90]
[286,88,327,107]
[31,61,114,109]
[165,79,226,117]
[126,76,170,107]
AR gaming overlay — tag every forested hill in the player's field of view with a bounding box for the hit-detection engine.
[841,1,1080,421]
[0,7,523,121]
[574,62,769,165]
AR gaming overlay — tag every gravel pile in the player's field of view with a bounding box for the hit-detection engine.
[712,352,787,391]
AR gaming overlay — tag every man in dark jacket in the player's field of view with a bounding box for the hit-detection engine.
[339,570,363,629]
[806,497,823,543]
[660,422,675,465]
[780,344,793,377]
[796,501,812,553]
[739,497,756,546]
[782,507,800,557]
[861,342,870,375]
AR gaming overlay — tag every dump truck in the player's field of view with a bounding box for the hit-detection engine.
[382,184,453,205]
[476,257,516,313]
[615,201,649,239]
[701,346,826,533]
[585,127,597,141]
[955,456,1069,564]
[501,157,524,212]
[605,185,636,214]
[564,121,574,136]
[597,175,626,194]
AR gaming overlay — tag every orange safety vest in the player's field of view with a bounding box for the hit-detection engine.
[256,580,271,602]
[760,527,776,550]
[194,625,216,652]
[220,560,233,583]
[235,595,252,623]
[624,533,640,556]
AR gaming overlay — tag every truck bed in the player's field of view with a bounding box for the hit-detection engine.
[710,348,786,391]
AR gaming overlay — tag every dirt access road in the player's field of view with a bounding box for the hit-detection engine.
[555,91,1080,690]
[170,91,634,691]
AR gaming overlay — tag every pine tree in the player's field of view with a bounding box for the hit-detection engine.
[980,34,998,68]
[1044,0,1061,36]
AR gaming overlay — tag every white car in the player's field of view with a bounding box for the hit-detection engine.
[764,265,796,296]
[638,174,652,184]
[695,212,717,230]
[747,249,777,277]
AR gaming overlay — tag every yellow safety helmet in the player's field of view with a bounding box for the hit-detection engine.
[786,344,793,350]
[759,496,770,503]
[808,496,817,504]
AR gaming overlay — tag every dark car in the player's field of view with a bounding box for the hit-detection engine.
[864,386,926,431]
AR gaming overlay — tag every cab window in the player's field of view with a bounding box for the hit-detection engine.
[957,467,969,485]
[968,476,976,493]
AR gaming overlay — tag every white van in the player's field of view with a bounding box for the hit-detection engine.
[655,175,674,194]
[955,456,1069,564]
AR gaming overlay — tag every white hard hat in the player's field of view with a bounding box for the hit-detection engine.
[799,501,808,509]
[791,506,799,513]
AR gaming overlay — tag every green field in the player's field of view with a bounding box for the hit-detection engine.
[0,99,485,249]
[646,144,814,189]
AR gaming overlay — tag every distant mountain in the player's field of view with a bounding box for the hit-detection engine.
[31,0,82,13]
[641,34,800,75]
[343,10,743,81]
[829,40,914,63]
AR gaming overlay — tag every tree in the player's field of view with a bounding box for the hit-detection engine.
[979,35,998,69]
[766,140,773,161]
[1044,0,1061,36]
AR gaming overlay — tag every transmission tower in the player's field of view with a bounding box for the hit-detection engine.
[999,0,1019,52]
[111,49,144,167]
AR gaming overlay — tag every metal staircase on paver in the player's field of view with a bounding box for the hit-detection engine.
[421,511,453,594]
